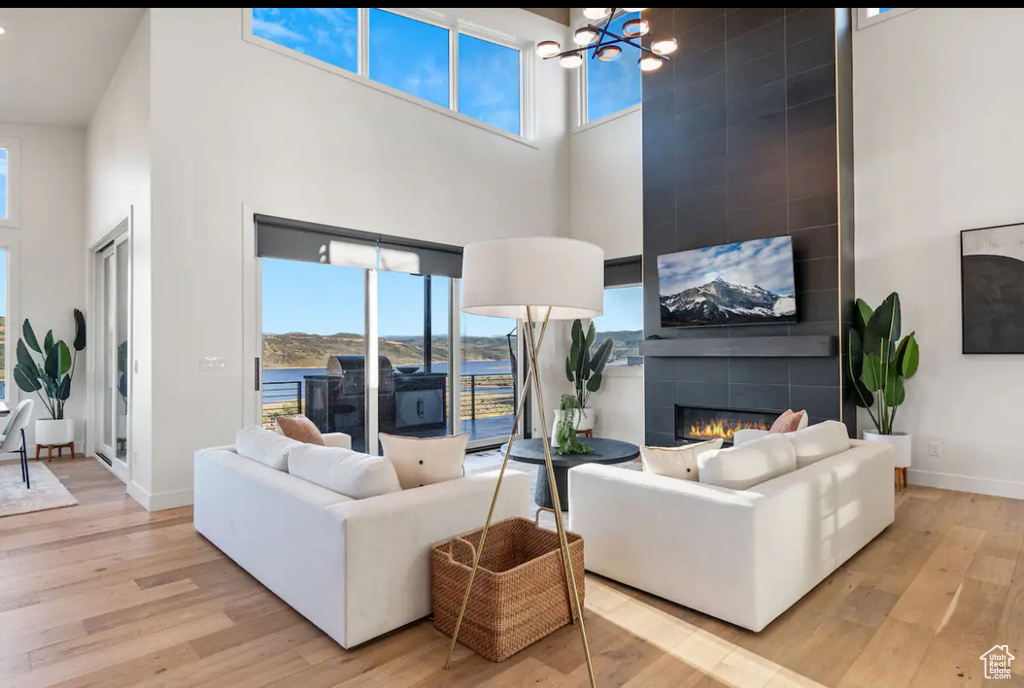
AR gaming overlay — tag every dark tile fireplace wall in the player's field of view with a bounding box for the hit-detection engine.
[642,8,856,446]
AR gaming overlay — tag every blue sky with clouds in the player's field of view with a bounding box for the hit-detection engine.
[657,237,796,297]
[252,8,520,135]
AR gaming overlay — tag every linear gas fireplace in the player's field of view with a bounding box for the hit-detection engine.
[676,405,778,445]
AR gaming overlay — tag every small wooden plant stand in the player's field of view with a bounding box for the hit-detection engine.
[37,442,75,461]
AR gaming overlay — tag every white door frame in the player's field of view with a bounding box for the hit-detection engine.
[88,213,132,485]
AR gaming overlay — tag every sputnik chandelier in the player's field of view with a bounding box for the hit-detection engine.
[536,8,678,72]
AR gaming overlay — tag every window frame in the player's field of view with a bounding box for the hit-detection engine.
[0,241,20,403]
[242,8,536,147]
[0,137,22,229]
[575,9,643,130]
[857,7,916,29]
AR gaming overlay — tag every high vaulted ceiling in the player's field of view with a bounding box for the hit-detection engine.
[0,8,145,126]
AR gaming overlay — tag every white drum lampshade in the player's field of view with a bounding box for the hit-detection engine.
[461,237,604,320]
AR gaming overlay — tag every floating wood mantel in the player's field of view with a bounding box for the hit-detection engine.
[638,335,837,358]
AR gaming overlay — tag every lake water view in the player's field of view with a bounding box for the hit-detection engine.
[262,360,514,403]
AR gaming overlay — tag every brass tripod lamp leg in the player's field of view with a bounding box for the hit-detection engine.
[524,310,597,688]
[442,315,550,670]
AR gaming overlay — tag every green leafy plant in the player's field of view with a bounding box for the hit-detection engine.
[565,319,614,410]
[13,310,86,420]
[847,293,919,435]
[117,340,129,405]
[554,394,593,456]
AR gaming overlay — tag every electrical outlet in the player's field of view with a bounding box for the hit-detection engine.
[929,441,942,457]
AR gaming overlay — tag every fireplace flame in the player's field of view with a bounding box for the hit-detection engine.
[688,418,770,441]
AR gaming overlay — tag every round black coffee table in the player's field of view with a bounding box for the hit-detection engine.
[501,437,640,510]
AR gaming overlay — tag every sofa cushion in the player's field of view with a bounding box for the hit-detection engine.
[276,415,326,446]
[379,433,467,489]
[698,434,797,491]
[287,444,401,499]
[770,409,807,433]
[236,425,301,471]
[640,439,723,481]
[789,420,851,468]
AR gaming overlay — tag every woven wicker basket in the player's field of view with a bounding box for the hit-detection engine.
[432,510,585,662]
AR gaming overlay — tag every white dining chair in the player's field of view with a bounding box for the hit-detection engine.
[2,400,35,488]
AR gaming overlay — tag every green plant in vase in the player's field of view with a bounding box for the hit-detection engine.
[554,394,593,456]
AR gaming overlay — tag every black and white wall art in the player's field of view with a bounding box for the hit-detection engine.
[962,223,1024,353]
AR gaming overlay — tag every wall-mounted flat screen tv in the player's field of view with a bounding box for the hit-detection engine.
[657,236,797,328]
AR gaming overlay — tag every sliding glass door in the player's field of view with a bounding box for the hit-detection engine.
[95,232,130,467]
[377,272,452,444]
[261,258,369,451]
[260,257,521,451]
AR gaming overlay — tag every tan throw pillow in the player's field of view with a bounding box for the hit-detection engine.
[640,439,723,481]
[379,433,467,489]
[276,415,326,446]
[770,409,806,434]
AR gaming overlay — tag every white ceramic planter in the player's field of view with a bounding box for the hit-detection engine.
[551,408,597,447]
[36,418,74,446]
[863,430,912,469]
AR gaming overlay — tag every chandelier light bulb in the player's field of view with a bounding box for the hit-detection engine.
[638,55,663,72]
[651,37,678,55]
[536,40,561,58]
[622,17,650,37]
[560,53,584,69]
[597,45,622,62]
[573,27,599,45]
[582,8,611,20]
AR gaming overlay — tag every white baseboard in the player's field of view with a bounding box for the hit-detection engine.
[909,468,1024,501]
[128,482,194,511]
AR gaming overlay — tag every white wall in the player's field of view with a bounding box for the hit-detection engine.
[0,123,87,452]
[86,12,152,498]
[588,365,644,445]
[853,8,1024,497]
[139,8,572,505]
[569,108,643,259]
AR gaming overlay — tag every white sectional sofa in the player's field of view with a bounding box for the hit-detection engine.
[568,424,895,632]
[194,435,531,648]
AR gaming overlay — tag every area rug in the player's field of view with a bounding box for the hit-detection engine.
[0,462,78,517]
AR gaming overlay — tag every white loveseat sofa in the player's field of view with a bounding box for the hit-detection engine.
[194,435,531,648]
[568,424,894,632]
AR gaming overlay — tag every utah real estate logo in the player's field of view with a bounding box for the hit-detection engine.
[980,645,1015,680]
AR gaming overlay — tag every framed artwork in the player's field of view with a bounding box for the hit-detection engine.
[961,223,1024,353]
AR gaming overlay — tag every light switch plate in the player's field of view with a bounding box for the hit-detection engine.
[200,357,226,371]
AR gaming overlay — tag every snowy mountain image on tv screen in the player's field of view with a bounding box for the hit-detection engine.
[657,236,797,327]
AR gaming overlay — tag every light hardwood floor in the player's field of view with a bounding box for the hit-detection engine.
[2,458,1024,688]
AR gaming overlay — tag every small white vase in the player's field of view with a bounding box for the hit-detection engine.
[36,418,75,446]
[863,430,912,469]
[551,408,598,447]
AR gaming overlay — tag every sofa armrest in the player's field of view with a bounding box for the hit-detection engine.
[323,432,352,449]
[733,429,770,446]
[331,469,531,647]
[568,464,763,629]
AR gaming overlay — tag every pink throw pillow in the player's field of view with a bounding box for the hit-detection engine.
[276,415,326,446]
[770,409,806,434]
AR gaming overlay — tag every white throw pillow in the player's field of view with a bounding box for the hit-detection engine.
[640,439,723,481]
[287,444,401,499]
[379,433,467,489]
[235,425,301,471]
[788,420,851,468]
[698,434,797,491]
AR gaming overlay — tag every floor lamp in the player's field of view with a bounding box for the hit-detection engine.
[443,237,605,688]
